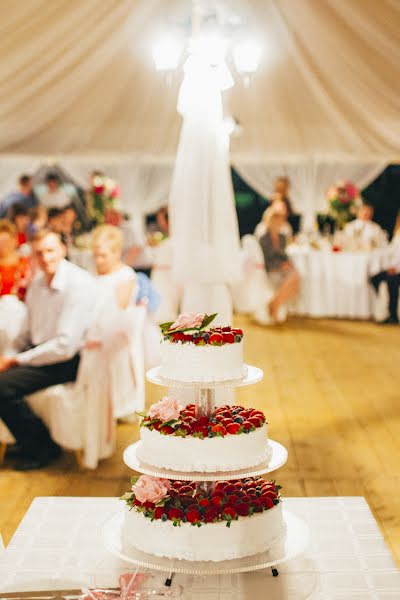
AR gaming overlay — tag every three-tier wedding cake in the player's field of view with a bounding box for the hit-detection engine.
[121,312,283,562]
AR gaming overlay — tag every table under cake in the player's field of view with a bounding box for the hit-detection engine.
[1,496,399,599]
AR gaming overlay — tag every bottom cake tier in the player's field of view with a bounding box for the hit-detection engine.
[122,477,283,562]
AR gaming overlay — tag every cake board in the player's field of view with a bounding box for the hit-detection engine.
[123,439,288,480]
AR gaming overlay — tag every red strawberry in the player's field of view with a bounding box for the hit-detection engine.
[222,332,235,343]
[168,508,184,520]
[221,327,232,332]
[204,508,219,522]
[227,494,239,505]
[262,490,277,500]
[186,509,201,524]
[248,417,263,428]
[179,485,195,496]
[226,422,241,434]
[221,418,234,427]
[214,482,227,493]
[154,507,166,519]
[172,332,185,342]
[251,499,263,512]
[235,502,250,516]
[160,425,175,434]
[223,506,237,518]
[224,483,236,494]
[211,495,224,507]
[208,332,224,345]
[261,496,274,509]
[211,424,227,436]
[232,328,243,336]
[143,501,155,509]
[197,416,210,427]
[198,498,210,508]
[242,421,254,431]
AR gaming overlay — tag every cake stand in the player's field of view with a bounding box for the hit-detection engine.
[105,362,309,587]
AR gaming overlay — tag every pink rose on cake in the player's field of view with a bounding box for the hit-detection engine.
[168,312,205,332]
[132,475,171,504]
[148,396,183,421]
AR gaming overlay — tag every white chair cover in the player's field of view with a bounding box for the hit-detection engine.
[232,235,272,314]
[0,296,27,355]
[151,238,181,323]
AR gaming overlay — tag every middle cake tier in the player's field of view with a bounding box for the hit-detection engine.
[137,399,268,472]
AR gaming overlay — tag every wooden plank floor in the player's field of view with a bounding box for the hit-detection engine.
[1,316,399,563]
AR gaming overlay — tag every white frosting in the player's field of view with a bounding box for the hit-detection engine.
[159,340,245,382]
[123,502,283,561]
[138,424,269,472]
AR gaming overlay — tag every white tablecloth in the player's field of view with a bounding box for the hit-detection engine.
[0,496,398,599]
[288,247,391,318]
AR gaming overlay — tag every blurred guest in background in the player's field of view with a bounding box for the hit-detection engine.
[27,205,48,238]
[0,220,31,300]
[370,243,400,324]
[41,173,70,209]
[0,175,38,218]
[255,200,292,240]
[260,211,300,321]
[345,204,387,248]
[8,203,30,246]
[273,176,294,216]
[0,229,96,470]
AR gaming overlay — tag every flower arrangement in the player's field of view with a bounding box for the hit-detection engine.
[87,173,121,226]
[138,402,266,438]
[326,181,359,229]
[122,476,281,527]
[160,313,243,345]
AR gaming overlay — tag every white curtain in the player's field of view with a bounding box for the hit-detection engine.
[0,0,398,160]
[169,50,241,322]
[234,159,387,229]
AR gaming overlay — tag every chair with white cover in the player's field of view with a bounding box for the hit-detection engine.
[151,238,181,323]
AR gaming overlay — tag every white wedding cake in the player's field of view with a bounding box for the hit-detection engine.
[120,313,284,564]
[138,399,269,472]
[158,313,245,382]
[123,479,283,562]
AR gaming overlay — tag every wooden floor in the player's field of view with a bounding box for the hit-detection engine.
[1,316,400,563]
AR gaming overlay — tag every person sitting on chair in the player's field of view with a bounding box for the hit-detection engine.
[254,197,292,240]
[370,242,400,324]
[0,229,96,470]
[344,204,387,248]
[259,210,300,322]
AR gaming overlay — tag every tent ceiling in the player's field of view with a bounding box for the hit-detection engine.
[0,0,399,160]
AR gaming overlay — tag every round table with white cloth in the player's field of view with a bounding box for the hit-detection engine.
[287,246,392,318]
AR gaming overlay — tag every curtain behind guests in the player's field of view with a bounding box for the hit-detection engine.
[234,160,386,230]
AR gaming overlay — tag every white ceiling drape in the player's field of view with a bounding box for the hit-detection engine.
[0,0,399,220]
[0,0,399,160]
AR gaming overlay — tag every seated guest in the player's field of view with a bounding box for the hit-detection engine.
[0,220,31,300]
[274,176,294,216]
[40,173,70,209]
[370,243,400,324]
[255,199,292,240]
[0,174,38,218]
[81,225,145,420]
[0,229,96,470]
[259,211,300,322]
[8,203,30,246]
[27,205,48,238]
[344,204,387,248]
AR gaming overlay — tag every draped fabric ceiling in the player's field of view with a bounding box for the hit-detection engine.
[1,0,399,218]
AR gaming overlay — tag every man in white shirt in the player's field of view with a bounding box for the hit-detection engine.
[40,173,70,209]
[344,204,387,248]
[370,241,400,324]
[0,229,96,470]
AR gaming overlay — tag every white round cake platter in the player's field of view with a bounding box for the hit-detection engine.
[123,439,288,481]
[146,364,263,389]
[102,508,310,576]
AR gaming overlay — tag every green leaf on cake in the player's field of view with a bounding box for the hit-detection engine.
[200,313,217,329]
[159,321,174,334]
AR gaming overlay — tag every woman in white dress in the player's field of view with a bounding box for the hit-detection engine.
[76,226,146,467]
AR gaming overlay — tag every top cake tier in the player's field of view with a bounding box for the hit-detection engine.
[159,313,246,383]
